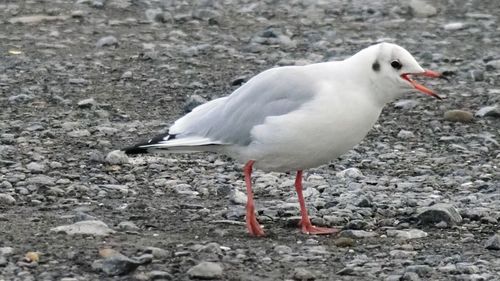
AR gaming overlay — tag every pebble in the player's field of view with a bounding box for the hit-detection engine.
[485,60,500,71]
[229,189,247,205]
[184,94,207,113]
[408,0,438,17]
[293,267,315,281]
[117,221,140,231]
[0,193,16,205]
[386,229,428,240]
[68,129,91,138]
[339,230,377,239]
[50,220,115,236]
[336,168,364,180]
[394,99,419,110]
[397,130,415,139]
[469,70,484,81]
[335,237,355,247]
[26,162,46,173]
[187,261,223,279]
[417,203,462,226]
[93,254,143,276]
[105,150,129,164]
[77,98,97,108]
[443,22,466,31]
[96,36,119,48]
[485,234,500,250]
[475,105,500,118]
[443,110,474,122]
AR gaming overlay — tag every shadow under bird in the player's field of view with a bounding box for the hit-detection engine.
[123,42,447,237]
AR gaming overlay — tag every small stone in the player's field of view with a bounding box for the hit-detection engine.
[443,22,466,31]
[95,255,141,276]
[469,70,484,81]
[339,230,376,239]
[77,98,97,108]
[293,267,315,281]
[51,220,115,236]
[105,150,129,165]
[336,168,364,180]
[405,265,433,276]
[394,99,419,110]
[334,237,355,247]
[117,221,140,231]
[401,271,421,281]
[26,162,46,173]
[184,94,207,113]
[417,203,462,225]
[229,189,247,205]
[443,110,473,122]
[274,245,292,255]
[144,247,169,259]
[0,194,16,205]
[121,71,133,79]
[386,229,428,240]
[68,129,91,138]
[485,60,500,71]
[96,36,119,48]
[485,234,500,250]
[187,261,223,279]
[397,130,415,139]
[408,0,438,17]
[475,105,500,118]
[148,271,173,280]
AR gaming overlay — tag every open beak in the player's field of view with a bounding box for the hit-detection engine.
[401,70,446,100]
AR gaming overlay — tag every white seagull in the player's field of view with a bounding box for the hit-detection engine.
[124,42,445,237]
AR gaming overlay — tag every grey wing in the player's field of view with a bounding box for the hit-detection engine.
[169,66,318,146]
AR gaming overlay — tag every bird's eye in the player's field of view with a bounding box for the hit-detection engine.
[391,60,402,70]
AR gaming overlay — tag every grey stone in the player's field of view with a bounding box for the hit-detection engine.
[27,175,55,186]
[405,265,433,276]
[105,150,129,164]
[443,22,466,31]
[229,189,247,205]
[444,110,473,122]
[144,247,169,259]
[339,230,377,239]
[187,261,223,279]
[397,130,415,139]
[336,168,364,180]
[96,36,119,48]
[293,267,315,281]
[117,221,140,231]
[50,220,115,236]
[386,229,428,240]
[408,0,438,17]
[475,105,500,118]
[184,94,207,113]
[26,162,46,173]
[0,193,16,205]
[469,70,484,81]
[417,203,462,225]
[77,98,97,108]
[94,255,142,276]
[485,234,500,250]
[68,129,91,138]
[486,60,500,71]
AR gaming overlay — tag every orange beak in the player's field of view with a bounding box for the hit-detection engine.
[401,70,446,100]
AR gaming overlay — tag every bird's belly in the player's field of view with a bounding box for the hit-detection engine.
[240,107,381,172]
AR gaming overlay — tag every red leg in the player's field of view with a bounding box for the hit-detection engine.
[295,170,338,235]
[244,160,264,237]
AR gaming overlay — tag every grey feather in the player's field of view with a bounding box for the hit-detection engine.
[169,66,319,146]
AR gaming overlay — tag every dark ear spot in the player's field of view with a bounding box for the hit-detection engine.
[372,60,380,72]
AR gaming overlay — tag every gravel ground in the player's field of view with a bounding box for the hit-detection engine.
[1,0,499,280]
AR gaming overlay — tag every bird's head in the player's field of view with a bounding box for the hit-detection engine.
[361,42,446,104]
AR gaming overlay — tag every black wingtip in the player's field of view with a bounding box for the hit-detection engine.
[122,145,149,155]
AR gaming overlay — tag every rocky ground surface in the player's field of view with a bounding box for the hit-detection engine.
[1,0,500,280]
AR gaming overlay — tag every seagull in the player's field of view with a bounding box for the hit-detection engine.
[123,42,445,237]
